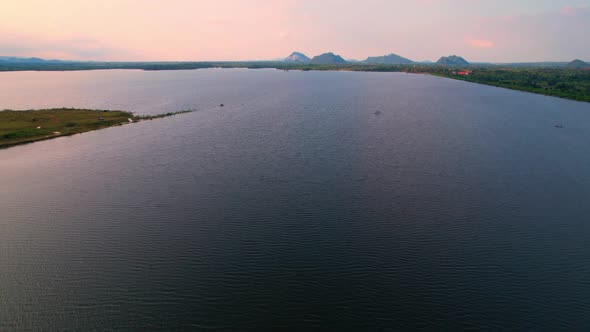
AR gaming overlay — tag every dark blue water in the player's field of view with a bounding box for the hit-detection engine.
[1,69,590,330]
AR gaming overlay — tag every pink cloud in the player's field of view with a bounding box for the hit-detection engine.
[561,5,589,15]
[466,38,494,48]
[561,6,575,15]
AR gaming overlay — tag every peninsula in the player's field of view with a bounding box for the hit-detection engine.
[0,108,192,148]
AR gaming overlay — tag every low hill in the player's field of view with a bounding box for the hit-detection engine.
[437,55,469,66]
[567,59,588,69]
[0,56,67,63]
[363,53,414,65]
[285,52,311,63]
[310,52,347,64]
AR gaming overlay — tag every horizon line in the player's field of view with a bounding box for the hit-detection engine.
[1,55,588,64]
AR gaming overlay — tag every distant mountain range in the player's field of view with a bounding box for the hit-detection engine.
[2,54,587,69]
[280,54,587,68]
[0,56,69,63]
[284,52,414,65]
[436,55,470,66]
[282,52,472,66]
[363,53,414,65]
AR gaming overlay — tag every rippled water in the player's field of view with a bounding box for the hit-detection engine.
[1,69,590,330]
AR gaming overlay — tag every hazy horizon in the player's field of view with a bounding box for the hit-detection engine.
[2,0,589,63]
[2,53,588,64]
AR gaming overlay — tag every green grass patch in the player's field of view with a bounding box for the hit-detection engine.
[0,108,195,149]
[0,108,134,148]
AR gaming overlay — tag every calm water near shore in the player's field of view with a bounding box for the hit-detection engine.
[1,69,590,330]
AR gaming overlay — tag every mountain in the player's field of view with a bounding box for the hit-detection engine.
[436,55,469,66]
[363,53,414,65]
[567,59,588,69]
[310,52,347,64]
[285,52,311,63]
[0,56,67,63]
[0,56,46,63]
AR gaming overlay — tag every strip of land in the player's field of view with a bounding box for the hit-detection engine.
[1,61,589,103]
[0,108,192,149]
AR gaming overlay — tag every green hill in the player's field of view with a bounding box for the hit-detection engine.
[310,52,347,64]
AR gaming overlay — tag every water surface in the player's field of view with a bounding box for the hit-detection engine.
[1,69,590,330]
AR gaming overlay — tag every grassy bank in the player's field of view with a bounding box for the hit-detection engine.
[0,108,192,149]
[432,68,590,103]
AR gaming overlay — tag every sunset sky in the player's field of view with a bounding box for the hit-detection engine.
[1,0,589,62]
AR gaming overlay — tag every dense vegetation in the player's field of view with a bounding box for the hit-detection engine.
[1,61,589,102]
[277,64,590,102]
[434,67,590,102]
[0,108,194,148]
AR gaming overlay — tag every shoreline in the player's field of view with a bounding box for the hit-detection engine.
[0,108,194,149]
[1,63,589,103]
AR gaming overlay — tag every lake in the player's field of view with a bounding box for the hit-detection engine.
[1,69,589,330]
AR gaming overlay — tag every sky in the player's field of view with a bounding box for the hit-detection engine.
[1,0,589,62]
